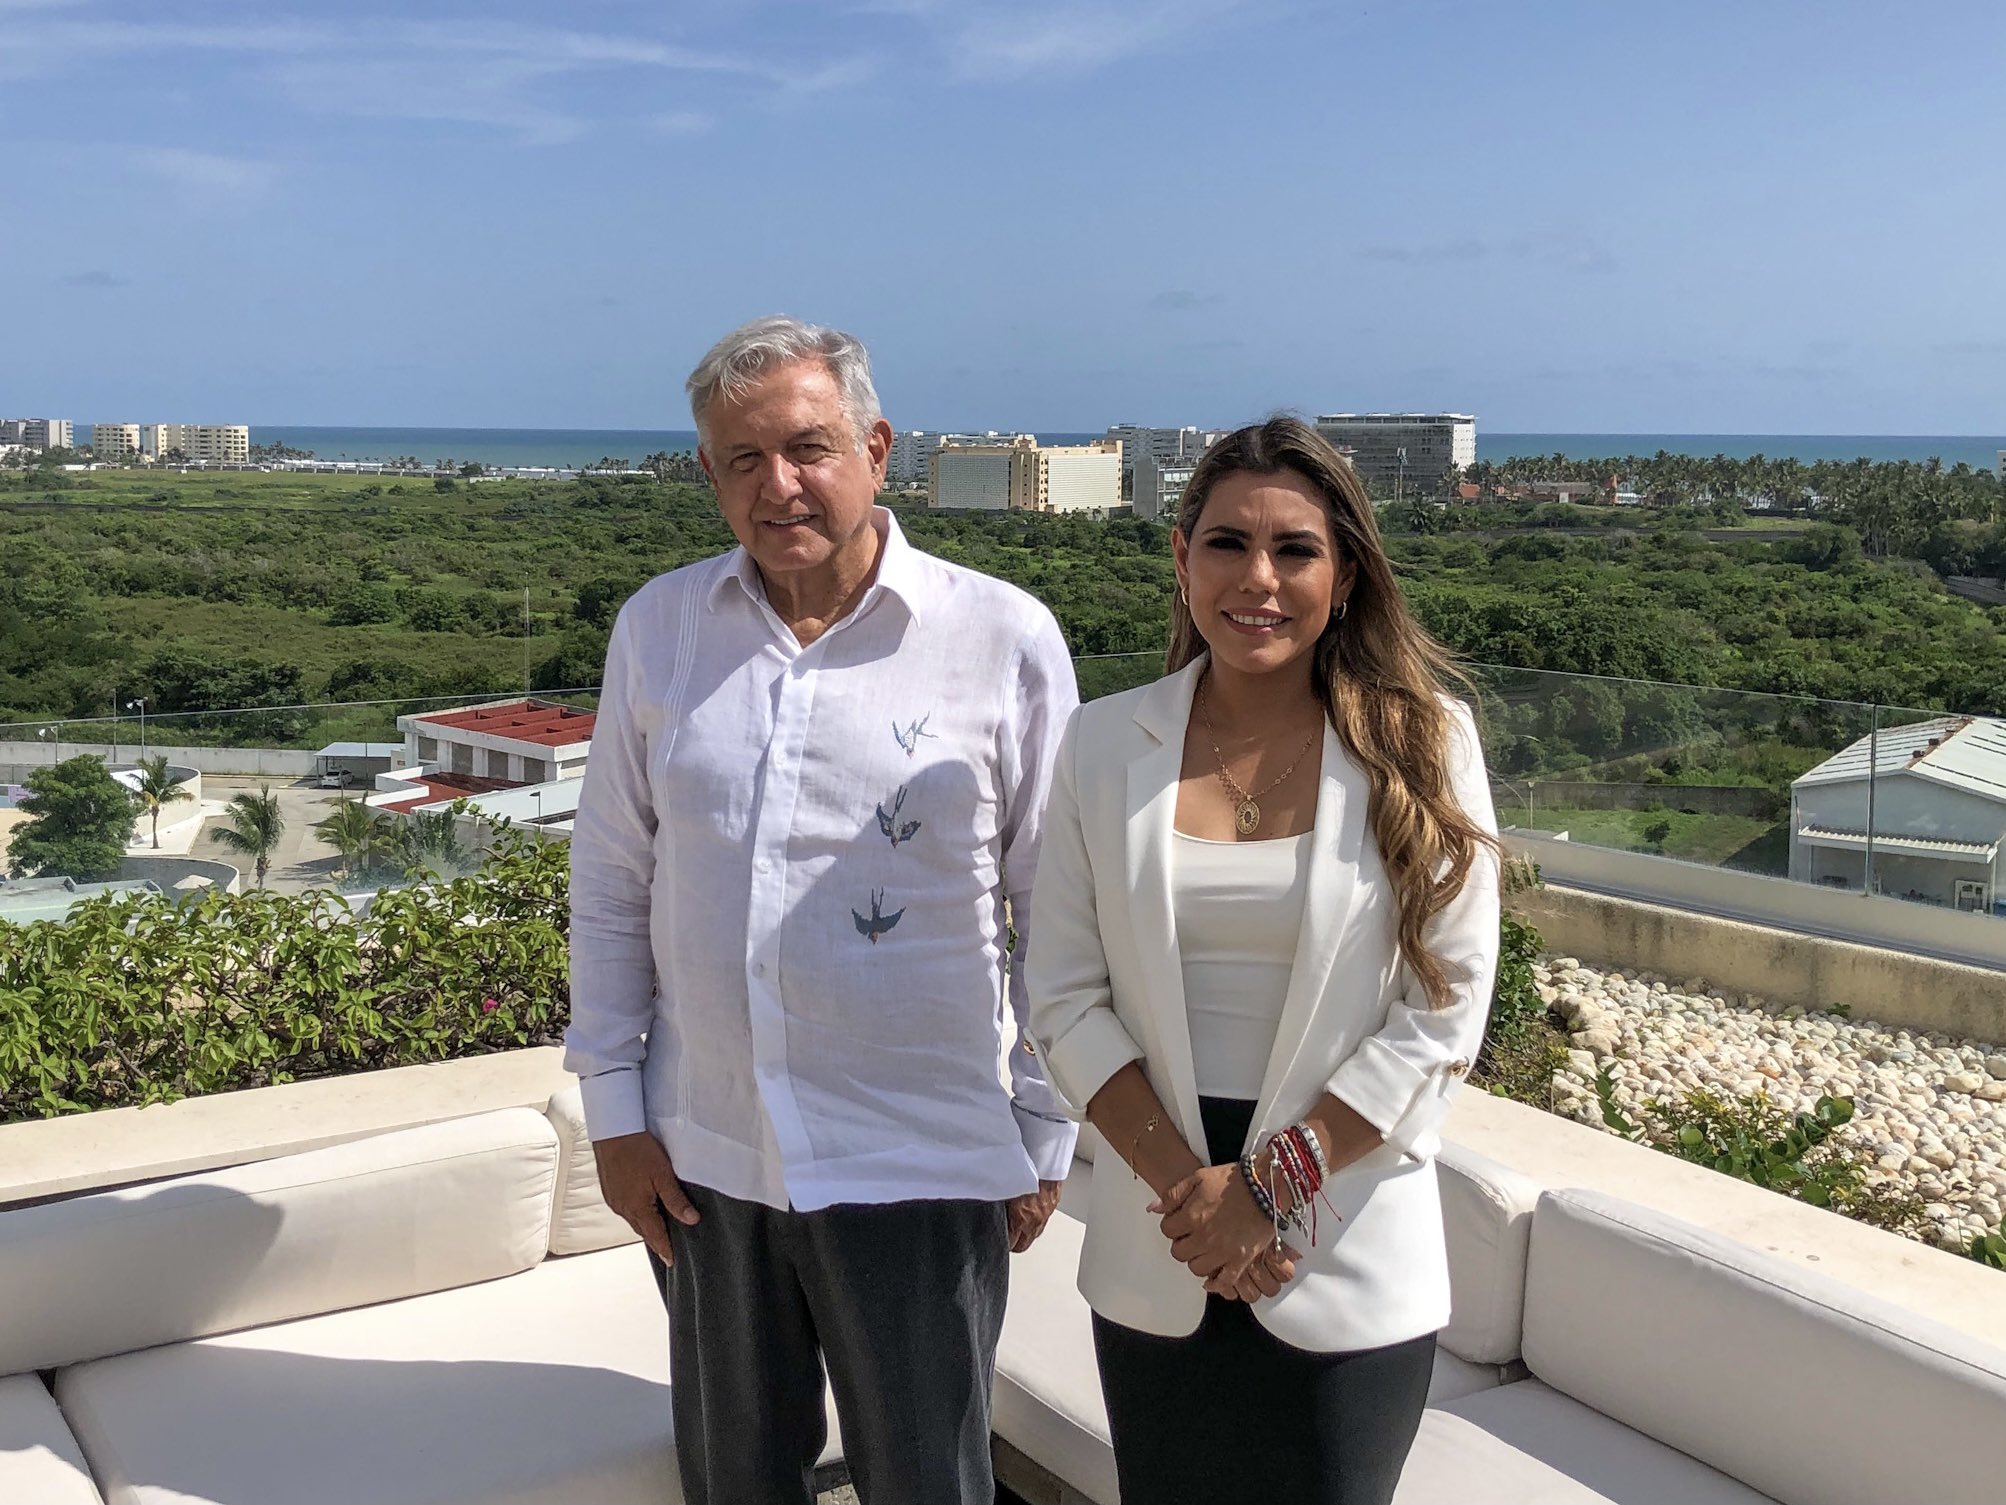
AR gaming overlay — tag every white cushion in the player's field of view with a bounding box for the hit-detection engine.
[56,1245,677,1505]
[0,1109,558,1375]
[1434,1380,1775,1505]
[1396,1407,1618,1504]
[1436,1138,1541,1365]
[1523,1189,2006,1505]
[543,1082,642,1256]
[996,1190,1510,1505]
[0,1373,103,1504]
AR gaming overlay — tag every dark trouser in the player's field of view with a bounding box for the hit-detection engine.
[647,1182,1008,1505]
[1092,1096,1437,1505]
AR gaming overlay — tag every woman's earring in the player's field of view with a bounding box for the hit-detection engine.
[1178,584,1189,607]
[1334,599,1349,623]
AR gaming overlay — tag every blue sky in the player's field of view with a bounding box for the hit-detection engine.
[4,0,2002,433]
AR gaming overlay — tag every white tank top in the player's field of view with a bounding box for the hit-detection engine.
[1171,829,1312,1100]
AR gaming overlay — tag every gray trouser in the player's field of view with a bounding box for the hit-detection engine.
[648,1182,1009,1505]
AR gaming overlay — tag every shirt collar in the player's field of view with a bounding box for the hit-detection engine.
[706,508,927,629]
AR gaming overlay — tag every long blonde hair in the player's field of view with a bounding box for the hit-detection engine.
[1167,417,1494,1008]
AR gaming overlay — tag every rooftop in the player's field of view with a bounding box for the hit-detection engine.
[405,699,597,749]
[1794,715,2006,801]
[376,771,515,815]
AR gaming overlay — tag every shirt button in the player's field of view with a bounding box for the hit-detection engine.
[751,962,767,978]
[755,858,772,874]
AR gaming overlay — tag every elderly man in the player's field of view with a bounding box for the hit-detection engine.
[565,316,1079,1504]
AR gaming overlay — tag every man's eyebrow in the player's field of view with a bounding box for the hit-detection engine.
[722,426,844,457]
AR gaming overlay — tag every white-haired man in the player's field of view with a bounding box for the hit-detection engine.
[565,316,1079,1504]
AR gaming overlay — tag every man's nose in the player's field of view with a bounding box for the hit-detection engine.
[758,453,803,500]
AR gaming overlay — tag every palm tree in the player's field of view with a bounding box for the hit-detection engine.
[131,755,193,849]
[314,798,390,881]
[212,786,286,887]
[395,808,471,876]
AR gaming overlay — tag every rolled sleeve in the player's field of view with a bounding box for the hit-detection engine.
[1026,708,1148,1118]
[1327,700,1500,1160]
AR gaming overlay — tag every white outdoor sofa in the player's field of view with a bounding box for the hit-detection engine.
[5,1084,2004,1505]
[0,1087,841,1505]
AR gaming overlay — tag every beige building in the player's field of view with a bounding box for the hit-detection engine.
[147,424,251,464]
[91,424,142,462]
[928,437,1122,514]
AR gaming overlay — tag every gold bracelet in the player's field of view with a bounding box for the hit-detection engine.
[1130,1113,1161,1180]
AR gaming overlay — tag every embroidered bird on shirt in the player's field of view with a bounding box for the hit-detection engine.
[893,713,937,757]
[876,785,922,848]
[853,888,905,944]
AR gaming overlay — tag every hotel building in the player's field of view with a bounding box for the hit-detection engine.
[1312,413,1476,491]
[929,438,1122,515]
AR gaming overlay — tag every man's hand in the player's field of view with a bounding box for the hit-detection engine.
[1004,1180,1063,1253]
[1152,1164,1302,1301]
[592,1132,699,1265]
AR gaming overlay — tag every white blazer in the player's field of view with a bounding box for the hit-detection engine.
[1026,657,1500,1351]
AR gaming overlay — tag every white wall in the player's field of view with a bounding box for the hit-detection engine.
[0,742,315,780]
[1506,829,2006,972]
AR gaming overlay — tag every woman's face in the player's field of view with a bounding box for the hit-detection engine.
[1173,468,1356,682]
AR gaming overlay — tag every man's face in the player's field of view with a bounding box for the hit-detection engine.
[699,358,891,587]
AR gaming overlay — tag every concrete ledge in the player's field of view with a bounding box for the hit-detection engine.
[1512,883,2006,1043]
[0,1047,569,1208]
[1444,1088,2006,1351]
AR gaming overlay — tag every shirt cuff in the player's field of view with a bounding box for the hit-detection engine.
[576,1068,648,1142]
[1013,1103,1081,1182]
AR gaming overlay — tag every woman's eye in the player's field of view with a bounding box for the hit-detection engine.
[1205,537,1245,550]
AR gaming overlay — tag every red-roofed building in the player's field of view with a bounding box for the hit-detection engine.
[396,698,597,787]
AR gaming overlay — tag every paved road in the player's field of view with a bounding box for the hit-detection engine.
[192,775,355,893]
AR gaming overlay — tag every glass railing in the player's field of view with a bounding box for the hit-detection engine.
[1,662,1997,922]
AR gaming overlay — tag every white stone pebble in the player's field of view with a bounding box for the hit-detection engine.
[1536,959,2006,1254]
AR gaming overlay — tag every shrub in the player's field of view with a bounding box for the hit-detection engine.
[1593,1073,1929,1238]
[0,826,568,1121]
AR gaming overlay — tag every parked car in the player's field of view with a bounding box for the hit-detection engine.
[316,768,357,789]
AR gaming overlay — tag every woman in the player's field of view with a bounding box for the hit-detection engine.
[1027,417,1500,1504]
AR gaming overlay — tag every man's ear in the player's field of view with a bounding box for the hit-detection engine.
[865,417,894,478]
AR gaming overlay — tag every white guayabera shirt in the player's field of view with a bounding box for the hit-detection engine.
[565,510,1081,1212]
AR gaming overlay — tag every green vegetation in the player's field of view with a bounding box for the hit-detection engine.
[5,756,137,880]
[1593,1071,1929,1240]
[0,826,567,1122]
[3,460,2002,754]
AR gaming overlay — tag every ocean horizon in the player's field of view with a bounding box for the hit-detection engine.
[239,425,2006,474]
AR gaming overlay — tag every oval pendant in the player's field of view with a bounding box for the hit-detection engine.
[1235,800,1261,836]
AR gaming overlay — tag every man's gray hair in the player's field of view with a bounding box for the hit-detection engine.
[685,315,883,451]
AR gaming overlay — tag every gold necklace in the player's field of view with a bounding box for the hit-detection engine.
[1195,677,1322,836]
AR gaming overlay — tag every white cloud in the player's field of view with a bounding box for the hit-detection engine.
[131,146,278,194]
[653,110,717,136]
[918,1,1258,81]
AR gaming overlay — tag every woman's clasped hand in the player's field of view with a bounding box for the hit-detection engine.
[1150,1160,1302,1302]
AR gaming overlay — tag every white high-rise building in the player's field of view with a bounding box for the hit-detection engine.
[1312,413,1476,492]
[1,418,74,451]
[1103,425,1226,498]
[889,430,1035,489]
[91,423,142,461]
[1133,452,1199,522]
